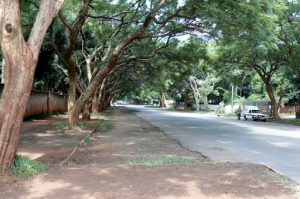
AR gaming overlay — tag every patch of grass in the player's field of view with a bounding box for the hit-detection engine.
[9,155,48,179]
[74,122,88,130]
[83,136,92,146]
[56,121,67,130]
[272,119,300,126]
[128,155,194,167]
[91,115,112,121]
[99,123,113,130]
[56,121,90,130]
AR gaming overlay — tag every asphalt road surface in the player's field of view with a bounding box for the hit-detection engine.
[124,105,300,183]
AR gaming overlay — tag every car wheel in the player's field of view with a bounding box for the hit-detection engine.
[263,119,266,122]
[244,116,247,121]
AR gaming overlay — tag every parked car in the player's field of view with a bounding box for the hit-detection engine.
[242,106,267,122]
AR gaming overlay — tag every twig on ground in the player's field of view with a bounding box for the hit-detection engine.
[60,119,104,165]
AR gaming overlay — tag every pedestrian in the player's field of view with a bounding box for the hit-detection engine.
[236,105,242,120]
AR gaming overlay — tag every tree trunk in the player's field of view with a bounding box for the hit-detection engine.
[98,88,106,113]
[255,68,279,119]
[68,70,107,127]
[0,53,35,173]
[67,60,76,111]
[189,79,200,111]
[58,0,91,112]
[184,95,189,111]
[195,98,200,111]
[82,98,92,119]
[263,78,279,119]
[104,94,112,110]
[0,60,5,83]
[97,82,105,113]
[67,0,167,127]
[91,94,98,113]
[0,0,64,172]
[204,95,209,111]
[92,80,106,113]
[160,92,166,108]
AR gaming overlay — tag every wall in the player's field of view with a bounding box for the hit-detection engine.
[0,83,67,118]
[200,104,218,111]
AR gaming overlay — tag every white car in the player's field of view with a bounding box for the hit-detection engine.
[242,106,267,122]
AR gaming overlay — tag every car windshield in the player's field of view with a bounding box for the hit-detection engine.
[251,110,261,113]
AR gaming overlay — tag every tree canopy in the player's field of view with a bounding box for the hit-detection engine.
[1,0,300,172]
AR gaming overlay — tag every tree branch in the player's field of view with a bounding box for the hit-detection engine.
[27,0,65,60]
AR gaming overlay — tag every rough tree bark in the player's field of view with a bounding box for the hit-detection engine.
[91,93,99,113]
[82,98,92,119]
[81,33,104,117]
[94,78,107,113]
[184,94,189,111]
[204,96,209,111]
[255,68,279,119]
[0,0,64,173]
[160,92,166,108]
[189,77,200,111]
[68,0,167,127]
[100,89,112,112]
[263,79,279,119]
[0,60,5,83]
[58,0,91,112]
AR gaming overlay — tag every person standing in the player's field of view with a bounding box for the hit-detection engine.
[236,106,242,120]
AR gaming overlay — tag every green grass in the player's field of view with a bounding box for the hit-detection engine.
[128,155,194,166]
[56,121,89,130]
[91,115,113,121]
[272,119,300,126]
[56,121,68,130]
[9,155,48,179]
[83,136,92,146]
[99,123,113,130]
[74,122,88,130]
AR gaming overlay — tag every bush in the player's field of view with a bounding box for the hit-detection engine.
[10,155,48,178]
[215,101,225,114]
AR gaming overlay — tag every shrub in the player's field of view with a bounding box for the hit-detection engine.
[10,155,48,178]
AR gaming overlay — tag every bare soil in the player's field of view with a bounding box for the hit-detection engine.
[0,107,299,199]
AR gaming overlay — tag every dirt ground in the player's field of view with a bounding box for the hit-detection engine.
[0,107,299,199]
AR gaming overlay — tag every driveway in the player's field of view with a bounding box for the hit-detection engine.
[125,105,300,183]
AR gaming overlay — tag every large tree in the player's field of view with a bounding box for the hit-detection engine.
[210,0,291,119]
[0,0,65,173]
[67,0,198,127]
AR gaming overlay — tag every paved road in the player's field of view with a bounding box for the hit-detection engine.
[125,105,300,183]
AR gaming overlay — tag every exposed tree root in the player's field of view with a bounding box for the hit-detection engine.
[60,120,104,165]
